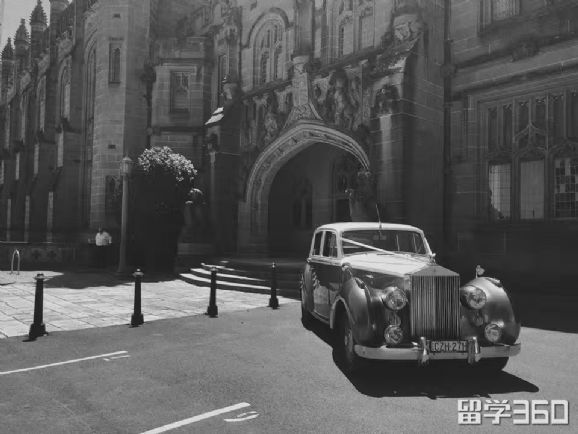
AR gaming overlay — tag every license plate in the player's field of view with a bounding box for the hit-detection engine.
[429,340,467,353]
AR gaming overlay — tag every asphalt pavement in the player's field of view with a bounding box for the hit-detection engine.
[0,302,576,433]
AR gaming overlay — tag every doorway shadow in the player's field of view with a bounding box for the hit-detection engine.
[304,319,539,399]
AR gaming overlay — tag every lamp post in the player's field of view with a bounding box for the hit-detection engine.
[117,156,133,274]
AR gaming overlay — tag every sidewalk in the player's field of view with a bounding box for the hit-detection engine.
[0,269,296,339]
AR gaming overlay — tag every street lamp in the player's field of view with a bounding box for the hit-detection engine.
[117,156,133,274]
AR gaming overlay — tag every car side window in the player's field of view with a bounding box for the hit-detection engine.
[312,231,323,256]
[322,232,337,257]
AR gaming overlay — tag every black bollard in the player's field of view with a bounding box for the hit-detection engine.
[269,262,279,309]
[28,273,47,340]
[207,267,218,317]
[131,269,144,327]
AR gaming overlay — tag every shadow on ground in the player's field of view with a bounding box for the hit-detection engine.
[342,363,539,399]
[509,291,578,334]
[304,317,539,399]
[42,269,182,289]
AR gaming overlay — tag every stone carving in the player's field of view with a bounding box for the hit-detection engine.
[325,69,360,130]
[511,39,538,61]
[345,170,379,222]
[373,84,399,115]
[179,188,211,243]
[262,92,281,144]
[393,13,423,45]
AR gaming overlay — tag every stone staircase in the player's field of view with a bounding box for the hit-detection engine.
[179,257,304,299]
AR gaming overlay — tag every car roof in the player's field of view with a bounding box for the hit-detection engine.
[315,222,423,234]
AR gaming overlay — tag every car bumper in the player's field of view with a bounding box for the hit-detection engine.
[354,337,521,365]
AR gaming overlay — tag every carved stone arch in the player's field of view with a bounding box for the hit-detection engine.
[237,120,370,253]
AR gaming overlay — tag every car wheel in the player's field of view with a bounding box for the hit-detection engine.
[300,274,314,329]
[476,357,509,375]
[335,312,362,374]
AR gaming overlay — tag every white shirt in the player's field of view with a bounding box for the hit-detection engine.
[95,231,112,246]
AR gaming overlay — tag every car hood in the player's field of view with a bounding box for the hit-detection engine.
[342,252,433,277]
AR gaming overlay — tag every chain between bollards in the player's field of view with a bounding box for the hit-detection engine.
[269,262,279,309]
[207,267,218,317]
[28,273,47,340]
[131,269,144,327]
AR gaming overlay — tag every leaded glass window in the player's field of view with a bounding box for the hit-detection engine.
[489,163,511,220]
[554,157,578,218]
[520,160,544,220]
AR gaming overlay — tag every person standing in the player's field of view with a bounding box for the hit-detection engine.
[95,227,112,268]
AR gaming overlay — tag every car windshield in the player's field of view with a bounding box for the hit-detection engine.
[341,229,427,256]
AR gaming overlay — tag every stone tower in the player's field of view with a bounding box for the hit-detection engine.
[30,0,48,61]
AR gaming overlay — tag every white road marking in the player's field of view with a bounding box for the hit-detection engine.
[224,410,259,422]
[141,402,251,434]
[0,351,128,376]
[104,355,131,362]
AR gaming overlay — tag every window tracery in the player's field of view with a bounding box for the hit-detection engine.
[254,20,284,86]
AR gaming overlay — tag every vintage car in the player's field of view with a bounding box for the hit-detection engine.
[300,222,521,374]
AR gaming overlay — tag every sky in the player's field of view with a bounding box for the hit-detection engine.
[1,0,50,49]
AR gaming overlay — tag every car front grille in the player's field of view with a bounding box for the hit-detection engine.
[409,274,461,340]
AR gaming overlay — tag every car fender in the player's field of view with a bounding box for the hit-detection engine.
[460,277,521,345]
[330,268,385,346]
[301,264,315,312]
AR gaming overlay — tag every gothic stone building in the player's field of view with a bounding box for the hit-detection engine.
[0,0,577,284]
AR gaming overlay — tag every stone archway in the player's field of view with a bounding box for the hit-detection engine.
[237,120,370,254]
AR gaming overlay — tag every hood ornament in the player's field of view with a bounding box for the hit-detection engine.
[475,265,485,278]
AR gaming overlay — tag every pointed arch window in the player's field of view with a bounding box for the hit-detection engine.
[20,91,28,141]
[38,77,46,132]
[170,72,190,113]
[109,44,121,84]
[259,52,269,85]
[60,68,71,120]
[4,105,11,148]
[254,20,284,86]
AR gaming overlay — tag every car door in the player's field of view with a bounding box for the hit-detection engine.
[309,231,330,320]
[315,230,339,320]
[326,231,342,308]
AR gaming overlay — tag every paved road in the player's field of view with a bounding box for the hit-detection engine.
[0,302,576,433]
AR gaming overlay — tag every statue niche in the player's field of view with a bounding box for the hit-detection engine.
[345,170,380,222]
[322,69,362,130]
[373,84,399,116]
[179,188,212,243]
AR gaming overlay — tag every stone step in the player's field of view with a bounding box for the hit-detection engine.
[200,263,301,285]
[193,266,301,291]
[179,272,299,299]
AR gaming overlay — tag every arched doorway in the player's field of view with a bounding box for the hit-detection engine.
[238,120,369,255]
[268,144,361,256]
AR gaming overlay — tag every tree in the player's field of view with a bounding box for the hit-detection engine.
[131,146,196,271]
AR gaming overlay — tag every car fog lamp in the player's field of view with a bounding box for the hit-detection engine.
[384,325,404,345]
[462,285,487,309]
[484,323,503,343]
[384,287,408,311]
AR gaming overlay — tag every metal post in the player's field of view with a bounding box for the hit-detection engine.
[269,262,279,309]
[131,269,144,327]
[28,273,47,340]
[207,267,218,317]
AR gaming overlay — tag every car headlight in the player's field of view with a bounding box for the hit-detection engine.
[461,285,487,309]
[384,325,404,345]
[484,323,503,343]
[384,287,408,311]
